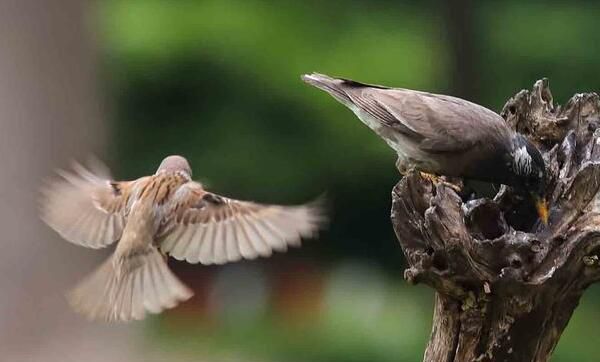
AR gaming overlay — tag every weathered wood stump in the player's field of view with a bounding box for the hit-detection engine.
[391,79,600,362]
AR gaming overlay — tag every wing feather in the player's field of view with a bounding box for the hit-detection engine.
[303,73,509,154]
[353,87,509,153]
[198,223,215,265]
[158,182,326,265]
[40,161,140,248]
[239,215,269,258]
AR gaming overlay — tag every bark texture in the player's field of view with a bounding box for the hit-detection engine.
[391,79,600,362]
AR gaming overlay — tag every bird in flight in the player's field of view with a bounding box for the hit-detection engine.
[40,155,326,322]
[302,73,548,224]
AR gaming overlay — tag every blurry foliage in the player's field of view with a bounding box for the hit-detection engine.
[478,1,600,109]
[148,268,434,362]
[99,0,600,361]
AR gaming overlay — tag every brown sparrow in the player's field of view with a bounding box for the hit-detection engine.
[40,155,326,322]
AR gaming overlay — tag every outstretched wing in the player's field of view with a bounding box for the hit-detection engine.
[158,182,326,265]
[40,161,140,248]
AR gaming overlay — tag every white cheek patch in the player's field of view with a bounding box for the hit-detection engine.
[513,146,533,175]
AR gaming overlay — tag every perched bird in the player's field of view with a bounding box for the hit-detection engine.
[302,73,548,224]
[40,155,325,322]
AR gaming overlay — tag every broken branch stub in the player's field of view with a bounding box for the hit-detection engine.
[391,79,600,362]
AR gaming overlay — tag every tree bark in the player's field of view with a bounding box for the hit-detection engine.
[391,79,600,362]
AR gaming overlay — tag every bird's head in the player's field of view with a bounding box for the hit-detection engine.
[508,135,548,224]
[156,155,192,179]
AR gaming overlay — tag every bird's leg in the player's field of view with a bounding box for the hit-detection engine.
[397,158,462,193]
[419,171,438,183]
[419,172,463,193]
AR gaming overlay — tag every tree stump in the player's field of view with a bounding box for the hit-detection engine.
[391,79,600,362]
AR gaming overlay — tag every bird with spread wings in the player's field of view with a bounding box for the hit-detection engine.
[40,155,326,322]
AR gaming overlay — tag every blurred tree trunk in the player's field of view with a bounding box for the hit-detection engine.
[442,0,477,100]
[392,80,600,361]
[0,2,141,361]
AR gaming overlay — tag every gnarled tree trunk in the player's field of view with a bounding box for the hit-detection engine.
[391,79,600,362]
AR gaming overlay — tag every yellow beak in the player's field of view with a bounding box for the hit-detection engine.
[535,197,549,225]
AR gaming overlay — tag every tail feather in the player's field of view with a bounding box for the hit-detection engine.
[68,248,193,322]
[301,72,389,106]
[301,73,354,105]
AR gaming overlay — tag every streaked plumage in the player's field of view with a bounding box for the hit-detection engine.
[41,155,326,322]
[302,73,548,223]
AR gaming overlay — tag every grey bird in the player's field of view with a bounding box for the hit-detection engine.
[40,155,326,322]
[302,73,548,223]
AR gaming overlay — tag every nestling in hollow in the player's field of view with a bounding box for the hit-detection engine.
[302,73,548,224]
[40,155,326,322]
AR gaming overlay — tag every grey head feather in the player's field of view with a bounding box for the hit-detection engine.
[156,155,192,178]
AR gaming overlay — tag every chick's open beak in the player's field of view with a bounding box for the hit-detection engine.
[535,197,549,225]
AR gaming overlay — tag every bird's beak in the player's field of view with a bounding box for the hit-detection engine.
[534,196,549,225]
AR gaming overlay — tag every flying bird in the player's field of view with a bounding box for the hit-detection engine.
[40,155,326,322]
[302,73,548,224]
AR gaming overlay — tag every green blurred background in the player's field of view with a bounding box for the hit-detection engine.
[97,0,600,361]
[8,1,600,361]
